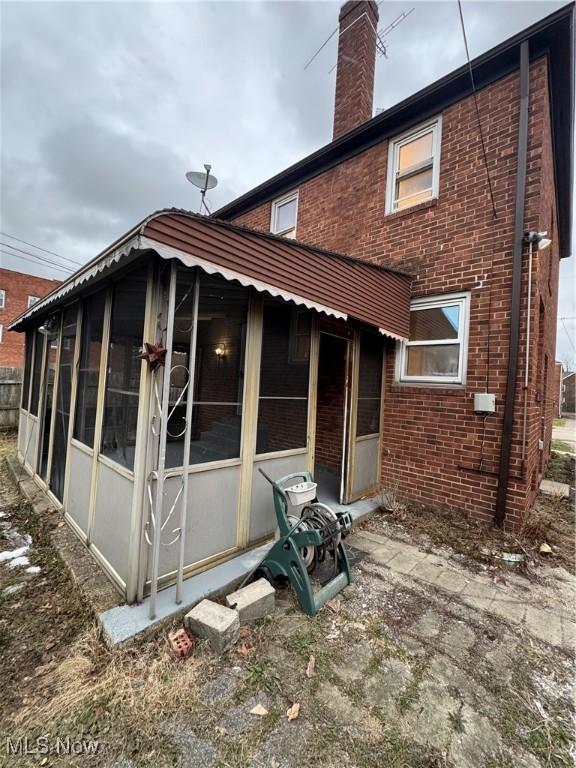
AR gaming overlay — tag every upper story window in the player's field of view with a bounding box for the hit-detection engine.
[0,290,5,309]
[386,117,442,213]
[271,191,298,238]
[397,292,469,385]
[28,296,40,308]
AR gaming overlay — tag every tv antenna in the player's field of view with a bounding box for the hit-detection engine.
[185,164,218,215]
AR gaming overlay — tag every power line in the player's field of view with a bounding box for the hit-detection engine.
[456,0,498,220]
[1,242,74,272]
[304,26,338,70]
[560,318,576,355]
[1,243,73,274]
[0,231,82,267]
[0,249,70,275]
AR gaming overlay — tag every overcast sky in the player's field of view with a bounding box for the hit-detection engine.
[1,0,574,364]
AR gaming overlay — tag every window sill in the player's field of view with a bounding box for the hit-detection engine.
[385,198,438,221]
[392,380,466,392]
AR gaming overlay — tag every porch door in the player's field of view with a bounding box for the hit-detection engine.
[313,332,354,505]
[347,331,384,502]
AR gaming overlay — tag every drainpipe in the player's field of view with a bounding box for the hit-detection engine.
[520,236,534,463]
[494,40,530,528]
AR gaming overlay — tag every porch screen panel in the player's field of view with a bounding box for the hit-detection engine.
[101,267,148,470]
[22,331,33,411]
[165,269,195,469]
[73,290,106,448]
[189,275,248,465]
[356,333,383,437]
[30,329,45,416]
[256,301,310,454]
[50,305,78,501]
[39,321,59,480]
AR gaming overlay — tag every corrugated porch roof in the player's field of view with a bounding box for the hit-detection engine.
[9,210,412,340]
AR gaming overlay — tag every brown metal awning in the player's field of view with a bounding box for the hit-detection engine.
[10,210,411,340]
[142,212,411,340]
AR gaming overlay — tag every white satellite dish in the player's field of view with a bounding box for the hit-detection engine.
[185,164,218,214]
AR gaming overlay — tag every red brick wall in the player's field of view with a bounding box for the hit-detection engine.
[315,334,347,472]
[0,269,60,367]
[232,56,559,529]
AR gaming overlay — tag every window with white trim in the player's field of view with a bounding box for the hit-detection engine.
[0,325,3,343]
[28,295,40,308]
[0,290,5,309]
[271,191,298,238]
[397,293,469,384]
[386,117,442,213]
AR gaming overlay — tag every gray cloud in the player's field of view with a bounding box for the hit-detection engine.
[1,0,573,362]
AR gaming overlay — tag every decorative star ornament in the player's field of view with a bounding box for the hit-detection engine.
[139,342,167,371]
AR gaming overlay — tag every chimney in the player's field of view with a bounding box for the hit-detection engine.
[333,1,379,141]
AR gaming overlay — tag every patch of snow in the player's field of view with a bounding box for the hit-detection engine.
[0,511,7,518]
[3,583,25,595]
[25,565,40,574]
[8,555,30,568]
[0,544,29,562]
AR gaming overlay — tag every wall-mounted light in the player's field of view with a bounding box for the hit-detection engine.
[525,231,552,250]
[215,343,227,360]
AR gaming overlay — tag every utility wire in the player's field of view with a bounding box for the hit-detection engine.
[560,318,576,355]
[0,249,70,275]
[1,243,74,274]
[0,231,82,267]
[457,0,498,220]
[1,242,75,272]
[304,26,338,70]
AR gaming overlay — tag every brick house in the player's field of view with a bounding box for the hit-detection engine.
[0,268,60,367]
[8,2,573,611]
[216,1,574,530]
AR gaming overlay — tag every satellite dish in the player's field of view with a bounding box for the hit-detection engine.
[185,164,218,215]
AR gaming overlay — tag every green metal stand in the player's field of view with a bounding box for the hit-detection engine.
[253,471,352,616]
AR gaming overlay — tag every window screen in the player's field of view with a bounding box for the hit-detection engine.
[101,268,148,470]
[22,331,33,410]
[29,329,45,416]
[356,333,383,437]
[257,301,310,454]
[188,276,248,464]
[73,290,106,447]
[50,305,78,500]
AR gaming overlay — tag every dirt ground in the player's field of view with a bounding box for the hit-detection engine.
[0,433,574,768]
[364,456,575,575]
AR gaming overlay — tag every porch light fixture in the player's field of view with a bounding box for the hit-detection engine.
[525,231,552,250]
[215,343,227,359]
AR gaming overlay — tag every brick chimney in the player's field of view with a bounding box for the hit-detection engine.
[333,1,379,140]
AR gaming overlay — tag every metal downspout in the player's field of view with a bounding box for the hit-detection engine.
[520,239,534,461]
[494,40,530,527]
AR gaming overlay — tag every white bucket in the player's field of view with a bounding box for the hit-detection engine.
[284,481,317,506]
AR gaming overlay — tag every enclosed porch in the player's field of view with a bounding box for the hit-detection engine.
[11,211,410,618]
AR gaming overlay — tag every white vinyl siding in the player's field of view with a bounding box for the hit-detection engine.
[386,117,442,213]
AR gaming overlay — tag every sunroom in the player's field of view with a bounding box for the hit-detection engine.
[10,211,410,617]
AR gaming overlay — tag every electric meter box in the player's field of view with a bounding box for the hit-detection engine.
[474,393,496,414]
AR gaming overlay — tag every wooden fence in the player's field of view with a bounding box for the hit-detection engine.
[0,367,22,428]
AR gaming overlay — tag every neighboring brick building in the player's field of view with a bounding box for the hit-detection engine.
[216,2,573,529]
[0,268,60,367]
